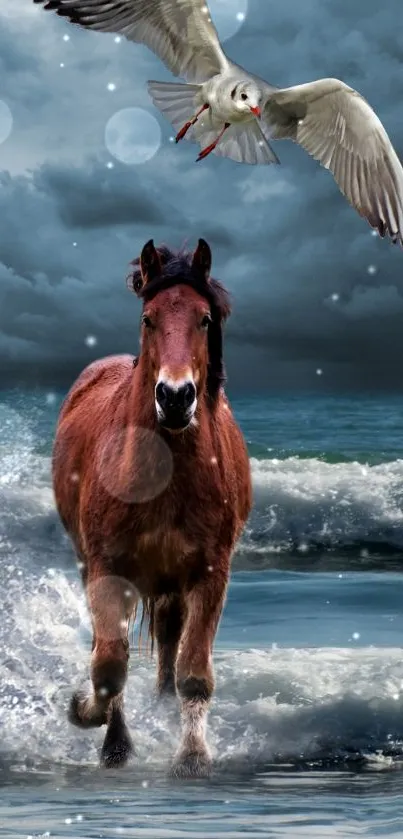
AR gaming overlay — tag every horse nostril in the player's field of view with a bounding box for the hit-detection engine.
[156,381,169,408]
[182,382,196,409]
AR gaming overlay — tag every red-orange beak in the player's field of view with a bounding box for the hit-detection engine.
[250,106,261,118]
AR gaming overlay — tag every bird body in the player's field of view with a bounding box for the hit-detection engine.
[34,0,403,244]
[201,73,262,124]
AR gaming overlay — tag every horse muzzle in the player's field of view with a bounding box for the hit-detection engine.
[155,380,197,431]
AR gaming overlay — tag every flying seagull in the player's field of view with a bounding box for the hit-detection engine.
[34,0,403,245]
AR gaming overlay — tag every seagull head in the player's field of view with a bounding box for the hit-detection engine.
[231,81,262,118]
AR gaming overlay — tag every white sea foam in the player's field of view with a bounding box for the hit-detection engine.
[1,567,403,772]
[1,435,403,770]
[2,451,403,568]
[243,456,403,558]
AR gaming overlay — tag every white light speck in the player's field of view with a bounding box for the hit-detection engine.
[236,12,245,21]
[371,230,378,237]
[73,241,77,247]
[367,264,377,275]
[98,686,109,697]
[331,293,339,302]
[60,62,65,68]
[46,392,56,405]
[169,136,175,142]
[63,34,70,41]
[338,574,343,579]
[352,632,360,640]
[207,565,213,572]
[142,780,149,788]
[210,456,217,465]
[107,82,116,92]
[85,335,97,347]
[393,692,400,701]
[65,818,72,825]
[106,161,114,169]
[316,368,323,376]
[114,36,122,43]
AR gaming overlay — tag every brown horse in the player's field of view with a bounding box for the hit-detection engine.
[52,238,252,777]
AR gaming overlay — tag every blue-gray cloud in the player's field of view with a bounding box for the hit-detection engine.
[0,0,403,392]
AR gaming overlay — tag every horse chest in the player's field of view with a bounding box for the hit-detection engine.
[136,527,194,561]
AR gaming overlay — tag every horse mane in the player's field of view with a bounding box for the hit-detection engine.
[126,246,232,403]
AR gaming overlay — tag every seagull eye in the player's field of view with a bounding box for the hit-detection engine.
[241,93,248,101]
[142,314,153,328]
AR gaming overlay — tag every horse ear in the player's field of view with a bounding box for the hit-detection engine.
[139,239,162,287]
[191,238,212,283]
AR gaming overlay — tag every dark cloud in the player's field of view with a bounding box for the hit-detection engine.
[37,163,175,228]
[0,0,403,392]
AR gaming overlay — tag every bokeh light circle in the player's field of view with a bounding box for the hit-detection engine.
[209,0,249,42]
[105,107,162,165]
[95,424,174,504]
[0,101,13,145]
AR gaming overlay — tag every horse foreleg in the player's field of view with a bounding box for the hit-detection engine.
[100,693,133,768]
[154,594,184,699]
[172,565,228,778]
[68,570,135,768]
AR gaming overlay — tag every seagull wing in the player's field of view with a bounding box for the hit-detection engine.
[263,78,403,244]
[34,0,229,83]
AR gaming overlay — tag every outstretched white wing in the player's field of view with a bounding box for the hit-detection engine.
[34,0,230,83]
[264,78,403,244]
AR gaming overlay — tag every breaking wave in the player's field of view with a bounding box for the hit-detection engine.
[1,561,403,772]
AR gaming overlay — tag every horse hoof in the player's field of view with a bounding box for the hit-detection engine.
[170,750,212,779]
[68,689,108,729]
[101,724,134,768]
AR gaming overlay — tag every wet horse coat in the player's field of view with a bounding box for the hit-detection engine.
[52,238,252,775]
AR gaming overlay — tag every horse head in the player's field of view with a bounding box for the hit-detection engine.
[127,239,231,432]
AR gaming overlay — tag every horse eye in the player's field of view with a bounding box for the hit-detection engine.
[142,314,153,328]
[241,93,248,101]
[133,277,143,293]
[201,314,211,330]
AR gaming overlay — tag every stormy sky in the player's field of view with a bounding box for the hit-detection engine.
[1,0,403,393]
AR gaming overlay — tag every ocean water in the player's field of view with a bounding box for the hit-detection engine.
[1,389,403,837]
